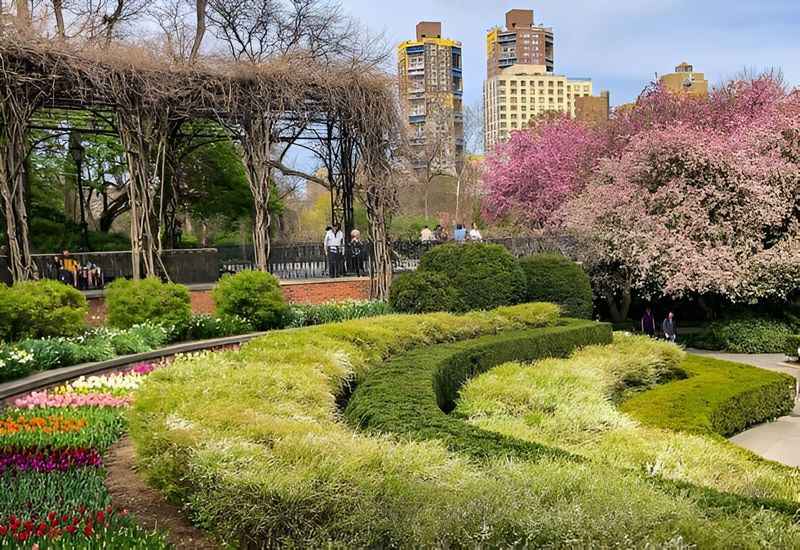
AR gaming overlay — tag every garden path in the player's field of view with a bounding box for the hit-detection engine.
[688,350,800,467]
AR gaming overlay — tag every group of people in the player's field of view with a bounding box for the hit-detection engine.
[53,250,104,290]
[640,307,677,342]
[323,224,366,278]
[420,223,482,243]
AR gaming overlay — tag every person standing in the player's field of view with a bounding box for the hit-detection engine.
[453,224,467,242]
[662,311,677,342]
[420,225,434,243]
[350,229,365,276]
[641,307,656,337]
[468,224,483,242]
[324,224,344,278]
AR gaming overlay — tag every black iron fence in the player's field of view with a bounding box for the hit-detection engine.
[0,236,571,287]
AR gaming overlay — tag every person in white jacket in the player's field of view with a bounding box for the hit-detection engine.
[324,224,344,277]
[468,224,483,242]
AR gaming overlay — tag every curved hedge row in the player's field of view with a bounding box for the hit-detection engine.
[620,354,796,436]
[344,321,612,460]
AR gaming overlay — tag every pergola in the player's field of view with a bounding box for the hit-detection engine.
[0,33,398,296]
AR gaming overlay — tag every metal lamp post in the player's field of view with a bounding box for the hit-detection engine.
[69,136,90,252]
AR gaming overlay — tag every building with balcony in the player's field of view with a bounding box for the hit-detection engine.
[484,64,596,149]
[397,21,464,175]
[486,9,553,78]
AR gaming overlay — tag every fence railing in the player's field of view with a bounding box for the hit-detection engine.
[0,236,571,287]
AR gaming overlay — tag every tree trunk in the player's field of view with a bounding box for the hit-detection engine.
[190,0,207,62]
[364,182,393,300]
[0,108,37,281]
[605,284,632,324]
[240,114,273,272]
[52,0,65,38]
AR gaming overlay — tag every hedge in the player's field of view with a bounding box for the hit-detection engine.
[388,271,459,314]
[418,242,527,312]
[620,354,796,436]
[0,280,87,342]
[213,270,288,330]
[785,335,800,359]
[129,306,800,547]
[344,321,612,460]
[106,277,192,330]
[519,253,593,318]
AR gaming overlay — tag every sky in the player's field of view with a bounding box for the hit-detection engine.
[338,0,800,109]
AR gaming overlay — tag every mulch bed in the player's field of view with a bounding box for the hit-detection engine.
[104,437,220,550]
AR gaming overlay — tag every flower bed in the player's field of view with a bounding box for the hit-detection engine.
[0,363,169,548]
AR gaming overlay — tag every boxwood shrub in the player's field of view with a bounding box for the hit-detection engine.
[620,354,795,436]
[0,280,87,342]
[519,253,593,318]
[388,271,459,314]
[213,270,288,330]
[106,277,192,330]
[692,316,793,353]
[784,335,800,359]
[418,243,526,312]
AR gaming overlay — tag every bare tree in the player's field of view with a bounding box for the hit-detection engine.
[65,0,148,43]
[189,0,206,61]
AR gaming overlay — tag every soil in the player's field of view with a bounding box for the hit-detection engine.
[104,437,220,550]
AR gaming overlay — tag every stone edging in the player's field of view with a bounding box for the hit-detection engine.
[0,332,267,403]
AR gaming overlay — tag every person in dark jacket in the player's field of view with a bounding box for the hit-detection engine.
[641,307,656,337]
[662,311,677,342]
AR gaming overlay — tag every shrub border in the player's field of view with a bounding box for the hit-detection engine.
[620,354,796,437]
[344,320,613,460]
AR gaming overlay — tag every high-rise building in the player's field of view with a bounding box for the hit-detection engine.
[659,62,708,96]
[484,64,595,149]
[486,9,554,78]
[397,22,464,175]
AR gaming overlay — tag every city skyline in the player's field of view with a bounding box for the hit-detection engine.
[344,0,800,112]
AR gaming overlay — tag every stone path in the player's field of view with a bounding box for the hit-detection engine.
[688,349,800,467]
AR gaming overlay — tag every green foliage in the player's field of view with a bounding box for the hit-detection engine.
[418,242,527,312]
[620,354,795,436]
[285,300,391,328]
[389,214,439,240]
[0,346,36,383]
[0,280,87,342]
[182,314,255,340]
[785,335,800,358]
[213,270,288,330]
[694,316,794,353]
[105,277,192,330]
[345,320,612,460]
[519,253,593,318]
[29,217,130,253]
[388,271,459,314]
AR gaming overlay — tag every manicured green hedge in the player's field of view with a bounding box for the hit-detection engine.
[388,271,459,314]
[519,253,593,318]
[620,354,796,436]
[691,316,794,353]
[106,277,192,330]
[418,242,527,312]
[345,321,612,460]
[785,335,800,359]
[213,270,288,330]
[0,280,87,342]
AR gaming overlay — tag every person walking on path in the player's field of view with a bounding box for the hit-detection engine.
[641,307,656,337]
[324,224,344,278]
[662,311,677,342]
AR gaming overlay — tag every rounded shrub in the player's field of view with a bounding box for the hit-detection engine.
[389,271,460,314]
[519,253,593,319]
[418,243,526,312]
[105,277,192,330]
[1,280,87,341]
[213,270,288,330]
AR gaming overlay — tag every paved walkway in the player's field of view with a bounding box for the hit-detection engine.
[688,349,800,467]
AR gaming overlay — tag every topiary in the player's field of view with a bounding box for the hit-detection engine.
[389,271,460,314]
[418,243,526,312]
[3,280,87,341]
[213,270,288,330]
[519,253,593,318]
[105,277,192,330]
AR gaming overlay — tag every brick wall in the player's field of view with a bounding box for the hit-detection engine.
[86,277,371,324]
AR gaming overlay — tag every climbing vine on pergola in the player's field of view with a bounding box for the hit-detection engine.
[0,33,399,297]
